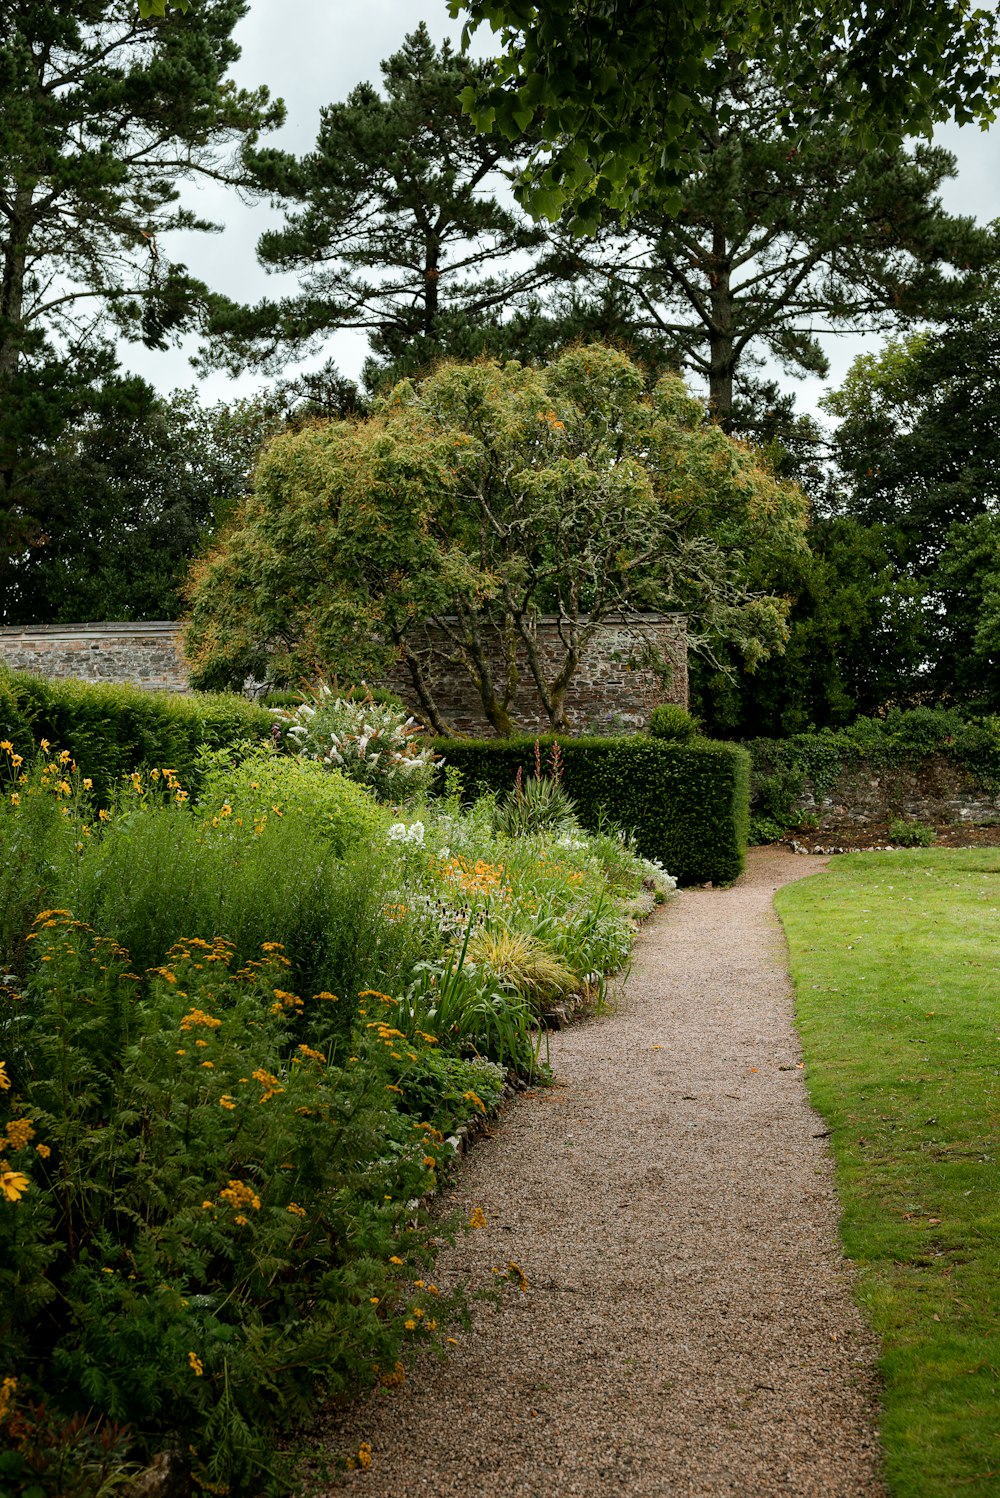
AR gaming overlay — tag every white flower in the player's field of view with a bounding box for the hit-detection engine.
[406,821,425,845]
[387,823,409,842]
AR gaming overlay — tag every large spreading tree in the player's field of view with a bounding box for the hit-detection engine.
[572,66,997,425]
[823,309,1000,708]
[183,345,808,734]
[0,0,281,590]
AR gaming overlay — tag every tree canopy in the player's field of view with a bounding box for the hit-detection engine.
[573,67,997,423]
[0,0,280,575]
[206,24,571,392]
[183,345,808,733]
[448,0,1000,230]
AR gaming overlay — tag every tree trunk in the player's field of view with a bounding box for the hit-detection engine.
[707,224,736,428]
[423,232,440,338]
[0,185,32,387]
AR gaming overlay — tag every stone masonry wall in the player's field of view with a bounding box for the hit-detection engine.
[0,614,688,734]
[0,623,189,694]
[791,755,1000,826]
[379,613,688,737]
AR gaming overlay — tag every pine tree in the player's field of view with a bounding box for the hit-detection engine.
[0,0,281,582]
[206,24,567,391]
[577,67,998,425]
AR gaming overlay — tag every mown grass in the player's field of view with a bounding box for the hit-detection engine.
[777,850,1000,1497]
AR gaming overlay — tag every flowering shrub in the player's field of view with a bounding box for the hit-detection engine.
[272,684,439,804]
[0,917,466,1495]
[0,734,676,1492]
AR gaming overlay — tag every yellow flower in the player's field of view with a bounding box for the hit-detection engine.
[379,1361,405,1388]
[175,790,188,803]
[234,1213,249,1226]
[3,1119,34,1151]
[463,1090,486,1113]
[469,1207,487,1229]
[507,1261,528,1294]
[98,808,111,822]
[0,1061,10,1091]
[358,1442,373,1471]
[180,1008,221,1031]
[202,1200,214,1211]
[220,1179,261,1212]
[389,1255,403,1265]
[9,755,22,768]
[9,794,19,807]
[404,1319,416,1331]
[369,1296,380,1305]
[58,750,71,765]
[422,1155,436,1169]
[0,740,12,752]
[0,1168,30,1203]
[0,1375,17,1421]
[176,1049,186,1056]
[200,1061,214,1069]
[218,1095,236,1110]
[83,778,93,790]
[287,1202,307,1218]
[188,1352,203,1377]
[35,1144,51,1159]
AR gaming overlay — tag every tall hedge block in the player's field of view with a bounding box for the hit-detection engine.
[0,671,274,798]
[436,735,750,886]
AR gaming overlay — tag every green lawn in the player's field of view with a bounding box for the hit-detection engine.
[777,850,1000,1497]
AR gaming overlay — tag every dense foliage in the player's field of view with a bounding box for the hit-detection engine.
[435,733,750,885]
[449,0,1000,229]
[183,345,808,731]
[0,671,274,800]
[0,713,672,1493]
[0,0,281,596]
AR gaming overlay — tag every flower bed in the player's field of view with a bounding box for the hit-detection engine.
[0,736,672,1495]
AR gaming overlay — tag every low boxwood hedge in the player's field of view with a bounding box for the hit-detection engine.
[0,670,273,798]
[436,734,750,886]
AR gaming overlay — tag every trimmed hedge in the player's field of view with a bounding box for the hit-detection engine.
[0,670,274,798]
[435,734,750,886]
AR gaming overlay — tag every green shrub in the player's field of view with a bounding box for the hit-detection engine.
[492,766,580,838]
[648,703,700,741]
[0,916,461,1495]
[196,742,388,857]
[887,816,936,847]
[271,685,438,804]
[0,751,418,1029]
[435,735,749,886]
[0,672,273,800]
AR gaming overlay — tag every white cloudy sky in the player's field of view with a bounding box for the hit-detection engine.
[121,0,1000,416]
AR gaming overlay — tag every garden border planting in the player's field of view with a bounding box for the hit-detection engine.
[435,733,750,886]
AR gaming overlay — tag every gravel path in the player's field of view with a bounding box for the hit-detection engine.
[314,846,886,1497]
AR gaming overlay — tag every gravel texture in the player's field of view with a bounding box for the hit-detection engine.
[313,846,886,1497]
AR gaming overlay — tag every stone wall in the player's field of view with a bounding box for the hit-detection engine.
[791,755,1000,826]
[0,614,688,734]
[0,622,188,694]
[379,613,688,737]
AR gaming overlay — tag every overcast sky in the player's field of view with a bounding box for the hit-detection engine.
[120,0,1000,418]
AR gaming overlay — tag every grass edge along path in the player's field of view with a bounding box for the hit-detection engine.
[776,850,1000,1498]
